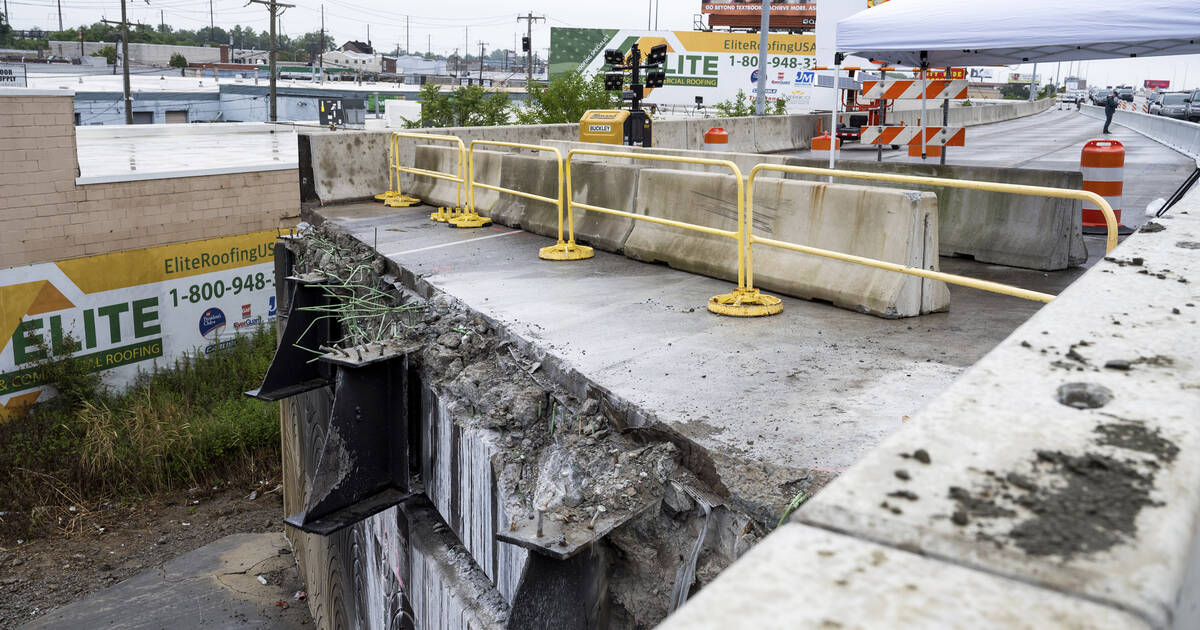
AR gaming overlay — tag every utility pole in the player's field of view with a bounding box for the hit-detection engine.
[517,12,544,87]
[56,0,62,32]
[318,4,324,82]
[406,16,409,55]
[159,9,163,32]
[101,9,133,124]
[478,41,485,85]
[249,0,295,122]
[209,0,214,34]
[754,0,770,115]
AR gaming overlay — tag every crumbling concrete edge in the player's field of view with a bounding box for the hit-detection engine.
[660,190,1200,627]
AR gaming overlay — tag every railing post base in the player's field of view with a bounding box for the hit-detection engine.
[539,242,595,261]
[708,288,783,317]
[447,212,492,228]
[381,192,420,208]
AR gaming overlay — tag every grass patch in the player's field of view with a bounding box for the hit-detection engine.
[0,327,280,539]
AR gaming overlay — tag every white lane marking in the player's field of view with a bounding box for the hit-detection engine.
[383,229,523,257]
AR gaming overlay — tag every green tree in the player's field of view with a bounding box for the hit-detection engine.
[516,72,619,124]
[714,89,755,117]
[407,82,512,128]
[92,45,117,65]
[168,52,187,68]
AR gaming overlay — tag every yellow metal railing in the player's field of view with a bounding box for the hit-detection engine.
[465,140,566,239]
[388,132,479,226]
[743,163,1121,305]
[374,134,420,207]
[562,148,782,316]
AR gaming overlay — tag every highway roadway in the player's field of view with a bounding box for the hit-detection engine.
[790,106,1197,229]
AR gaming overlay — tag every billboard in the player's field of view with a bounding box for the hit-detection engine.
[1144,79,1170,89]
[701,1,817,30]
[0,230,279,421]
[550,28,817,106]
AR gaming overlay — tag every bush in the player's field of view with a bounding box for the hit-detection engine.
[0,327,281,538]
[168,52,187,67]
[713,89,788,117]
[91,45,117,65]
[516,72,619,124]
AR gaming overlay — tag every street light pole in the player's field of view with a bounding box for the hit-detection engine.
[754,0,771,115]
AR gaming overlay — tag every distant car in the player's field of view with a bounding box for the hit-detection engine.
[1187,89,1200,122]
[1147,92,1166,115]
[1118,88,1134,102]
[1155,93,1190,119]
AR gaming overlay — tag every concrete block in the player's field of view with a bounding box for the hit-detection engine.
[306,130,391,203]
[562,160,641,252]
[795,201,1200,629]
[465,148,504,216]
[651,118,688,150]
[751,178,948,317]
[660,524,1150,630]
[751,115,794,153]
[489,153,558,231]
[411,145,468,209]
[622,168,742,283]
[686,116,757,152]
[783,157,1087,271]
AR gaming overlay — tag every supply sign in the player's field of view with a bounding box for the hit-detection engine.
[0,230,279,421]
[550,28,816,106]
[0,63,27,87]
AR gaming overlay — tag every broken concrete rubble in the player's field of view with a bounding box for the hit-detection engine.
[282,224,830,628]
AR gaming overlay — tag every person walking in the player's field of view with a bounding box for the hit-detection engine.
[1103,89,1118,134]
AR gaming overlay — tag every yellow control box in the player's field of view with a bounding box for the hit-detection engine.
[579,109,629,145]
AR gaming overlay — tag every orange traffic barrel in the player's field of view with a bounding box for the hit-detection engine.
[811,133,840,160]
[1080,139,1124,228]
[704,127,729,152]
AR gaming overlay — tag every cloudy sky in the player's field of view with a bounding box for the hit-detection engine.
[7,0,1200,89]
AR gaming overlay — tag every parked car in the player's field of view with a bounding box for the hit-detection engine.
[1155,93,1190,119]
[1187,89,1200,122]
[1147,92,1166,115]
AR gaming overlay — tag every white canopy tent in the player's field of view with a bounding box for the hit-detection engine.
[835,0,1200,67]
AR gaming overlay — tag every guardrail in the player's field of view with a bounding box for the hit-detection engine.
[374,134,420,208]
[465,140,582,251]
[561,148,783,317]
[379,133,1120,314]
[386,132,475,226]
[1081,104,1200,163]
[743,164,1119,305]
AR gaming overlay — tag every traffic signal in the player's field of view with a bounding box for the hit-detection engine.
[603,72,624,91]
[604,49,625,66]
[522,36,530,52]
[645,71,665,88]
[646,44,667,66]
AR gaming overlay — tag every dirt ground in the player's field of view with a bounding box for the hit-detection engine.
[0,477,312,628]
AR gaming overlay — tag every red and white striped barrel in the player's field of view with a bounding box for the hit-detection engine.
[704,127,729,152]
[811,133,840,160]
[1080,139,1124,228]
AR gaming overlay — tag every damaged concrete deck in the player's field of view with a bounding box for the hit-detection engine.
[312,201,1096,474]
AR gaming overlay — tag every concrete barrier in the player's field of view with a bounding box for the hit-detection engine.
[783,158,1087,271]
[1082,104,1200,162]
[306,130,391,204]
[751,178,948,317]
[623,169,742,282]
[624,169,947,317]
[302,103,1053,205]
[410,145,467,209]
[487,153,558,231]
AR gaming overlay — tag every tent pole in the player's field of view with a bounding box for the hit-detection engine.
[830,52,843,179]
[920,51,928,161]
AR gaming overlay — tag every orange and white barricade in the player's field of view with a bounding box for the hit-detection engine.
[1081,139,1125,229]
[811,133,840,160]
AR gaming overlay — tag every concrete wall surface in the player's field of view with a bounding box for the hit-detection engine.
[1082,105,1200,162]
[783,157,1087,271]
[661,190,1200,628]
[0,93,297,267]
